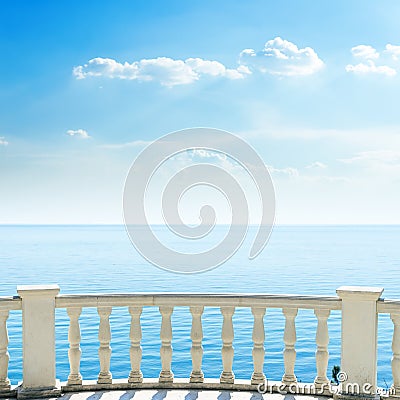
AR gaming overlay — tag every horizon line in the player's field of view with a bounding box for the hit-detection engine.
[1,223,400,227]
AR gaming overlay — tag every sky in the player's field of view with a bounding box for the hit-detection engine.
[1,0,400,224]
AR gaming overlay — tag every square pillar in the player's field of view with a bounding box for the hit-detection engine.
[336,286,383,399]
[17,284,61,398]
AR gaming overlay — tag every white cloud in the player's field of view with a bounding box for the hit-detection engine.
[185,58,250,80]
[338,151,400,180]
[239,37,324,77]
[66,129,90,139]
[266,164,347,183]
[345,60,396,76]
[346,44,400,76]
[385,44,400,60]
[301,175,350,183]
[0,137,8,146]
[191,148,228,162]
[351,45,379,59]
[100,140,151,149]
[241,125,400,150]
[306,161,327,169]
[267,165,300,177]
[74,56,249,87]
[339,150,400,165]
[73,38,323,85]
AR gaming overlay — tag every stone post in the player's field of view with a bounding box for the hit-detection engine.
[17,284,61,398]
[336,286,383,400]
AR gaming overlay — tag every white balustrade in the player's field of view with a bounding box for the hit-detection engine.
[128,306,143,383]
[190,306,204,383]
[0,310,10,390]
[2,285,398,399]
[314,308,330,389]
[67,307,82,385]
[282,307,298,385]
[251,306,266,385]
[97,306,112,384]
[391,312,400,395]
[159,306,174,382]
[220,306,235,384]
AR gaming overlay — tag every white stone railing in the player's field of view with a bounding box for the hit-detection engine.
[0,285,399,399]
[0,295,21,396]
[378,299,400,397]
[55,292,340,390]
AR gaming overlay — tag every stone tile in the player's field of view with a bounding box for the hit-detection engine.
[58,390,330,400]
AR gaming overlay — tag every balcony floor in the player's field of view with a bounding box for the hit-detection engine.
[57,390,330,400]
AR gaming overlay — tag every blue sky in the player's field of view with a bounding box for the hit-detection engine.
[1,0,400,224]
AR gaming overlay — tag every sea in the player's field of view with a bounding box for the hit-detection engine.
[0,225,399,387]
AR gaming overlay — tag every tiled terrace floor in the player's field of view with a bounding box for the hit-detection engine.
[53,390,330,400]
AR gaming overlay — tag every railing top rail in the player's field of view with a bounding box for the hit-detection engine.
[0,295,22,311]
[55,292,341,310]
[377,298,400,314]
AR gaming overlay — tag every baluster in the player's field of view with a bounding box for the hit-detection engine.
[391,312,400,395]
[251,307,266,385]
[0,311,10,390]
[220,306,235,384]
[314,308,330,390]
[159,306,173,383]
[67,307,82,385]
[97,306,112,384]
[128,306,143,383]
[282,307,298,385]
[190,306,204,383]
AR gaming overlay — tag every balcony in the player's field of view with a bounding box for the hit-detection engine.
[0,285,398,399]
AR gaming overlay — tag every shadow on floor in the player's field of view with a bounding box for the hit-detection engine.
[60,389,330,400]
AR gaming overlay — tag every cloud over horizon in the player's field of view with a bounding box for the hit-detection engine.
[351,45,379,60]
[346,44,399,76]
[74,57,250,87]
[339,150,400,165]
[239,37,324,76]
[306,161,327,169]
[66,129,90,139]
[0,136,8,146]
[73,37,325,86]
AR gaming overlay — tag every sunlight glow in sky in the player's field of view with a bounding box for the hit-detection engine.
[1,0,400,224]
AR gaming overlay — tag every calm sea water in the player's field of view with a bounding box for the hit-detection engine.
[0,225,399,387]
